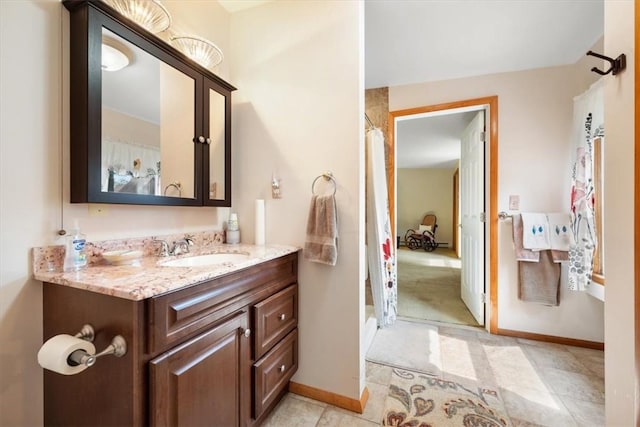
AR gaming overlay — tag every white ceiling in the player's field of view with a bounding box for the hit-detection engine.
[365,0,604,168]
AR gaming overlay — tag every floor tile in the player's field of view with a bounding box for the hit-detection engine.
[441,345,497,386]
[365,361,392,386]
[521,344,592,375]
[358,381,389,424]
[539,367,605,404]
[261,393,325,427]
[559,395,605,427]
[316,407,380,427]
[500,386,577,427]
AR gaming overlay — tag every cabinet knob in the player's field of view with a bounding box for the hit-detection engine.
[279,313,286,321]
[279,364,286,373]
[197,136,205,143]
[243,328,251,338]
[206,138,211,145]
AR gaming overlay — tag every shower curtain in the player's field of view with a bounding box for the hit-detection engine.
[569,79,604,290]
[366,127,397,327]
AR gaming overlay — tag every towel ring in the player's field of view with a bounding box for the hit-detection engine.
[311,172,337,196]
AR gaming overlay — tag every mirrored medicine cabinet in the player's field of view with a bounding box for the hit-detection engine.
[63,0,236,206]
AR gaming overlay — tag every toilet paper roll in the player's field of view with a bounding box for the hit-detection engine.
[255,199,265,245]
[37,334,96,375]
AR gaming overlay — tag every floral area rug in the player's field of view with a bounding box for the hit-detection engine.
[382,368,512,427]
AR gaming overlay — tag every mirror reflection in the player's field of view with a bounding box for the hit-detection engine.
[208,89,225,200]
[101,28,195,198]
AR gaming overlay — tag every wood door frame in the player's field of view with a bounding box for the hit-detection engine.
[634,0,639,405]
[453,168,459,256]
[388,96,499,333]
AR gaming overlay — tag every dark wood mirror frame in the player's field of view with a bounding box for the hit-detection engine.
[64,0,236,207]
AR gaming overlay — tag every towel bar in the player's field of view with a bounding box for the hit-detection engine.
[311,172,336,196]
[498,211,513,220]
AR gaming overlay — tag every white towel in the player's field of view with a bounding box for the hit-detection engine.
[521,213,551,250]
[547,212,574,251]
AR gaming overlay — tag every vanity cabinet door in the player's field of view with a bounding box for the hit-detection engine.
[203,77,232,206]
[149,311,251,427]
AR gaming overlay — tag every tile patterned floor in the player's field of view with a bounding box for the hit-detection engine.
[263,321,604,427]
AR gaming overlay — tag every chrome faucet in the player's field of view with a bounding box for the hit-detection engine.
[153,236,194,257]
[153,239,171,257]
[170,236,194,256]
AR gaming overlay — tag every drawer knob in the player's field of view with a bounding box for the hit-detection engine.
[279,364,286,373]
[243,328,251,338]
[279,313,286,321]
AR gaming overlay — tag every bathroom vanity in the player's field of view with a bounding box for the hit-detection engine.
[35,241,299,426]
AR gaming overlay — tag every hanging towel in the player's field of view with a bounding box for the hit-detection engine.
[518,250,561,306]
[521,213,551,250]
[511,214,540,262]
[547,212,574,251]
[304,194,338,266]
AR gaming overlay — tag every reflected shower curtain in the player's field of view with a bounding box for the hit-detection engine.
[569,79,604,290]
[366,128,397,327]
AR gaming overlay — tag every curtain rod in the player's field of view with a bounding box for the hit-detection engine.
[365,113,374,129]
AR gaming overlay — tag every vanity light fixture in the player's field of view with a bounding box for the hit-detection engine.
[101,0,172,34]
[170,35,224,71]
[101,43,129,72]
[101,36,132,72]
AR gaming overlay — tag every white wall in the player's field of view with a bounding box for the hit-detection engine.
[230,0,365,402]
[602,1,635,424]
[397,168,455,246]
[0,2,232,425]
[390,60,605,342]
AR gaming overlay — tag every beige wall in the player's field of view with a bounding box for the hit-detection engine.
[603,1,635,424]
[390,53,605,341]
[397,168,455,247]
[102,108,160,148]
[230,0,365,402]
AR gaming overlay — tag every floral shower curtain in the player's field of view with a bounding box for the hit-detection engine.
[569,79,604,290]
[366,128,397,327]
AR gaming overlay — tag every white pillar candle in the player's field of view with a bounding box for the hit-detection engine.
[255,199,265,245]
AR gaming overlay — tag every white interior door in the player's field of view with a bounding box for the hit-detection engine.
[460,111,485,325]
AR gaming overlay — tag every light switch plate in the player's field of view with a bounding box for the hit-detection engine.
[509,195,520,211]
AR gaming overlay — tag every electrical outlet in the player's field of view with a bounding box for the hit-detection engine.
[88,204,109,216]
[509,195,520,211]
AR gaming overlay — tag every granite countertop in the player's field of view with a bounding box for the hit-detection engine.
[33,231,300,301]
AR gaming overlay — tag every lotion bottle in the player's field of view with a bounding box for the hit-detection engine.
[64,219,87,272]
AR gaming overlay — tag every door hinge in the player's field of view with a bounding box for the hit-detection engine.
[479,212,486,222]
[480,131,486,142]
[481,293,487,304]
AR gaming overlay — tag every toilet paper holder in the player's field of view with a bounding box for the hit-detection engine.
[67,324,127,368]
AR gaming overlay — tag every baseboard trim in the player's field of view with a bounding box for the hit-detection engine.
[288,382,369,414]
[497,328,604,350]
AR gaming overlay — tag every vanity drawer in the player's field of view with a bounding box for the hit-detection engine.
[148,254,297,354]
[253,328,298,419]
[253,284,298,359]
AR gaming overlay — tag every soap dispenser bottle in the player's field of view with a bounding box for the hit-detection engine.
[226,213,240,244]
[64,220,87,272]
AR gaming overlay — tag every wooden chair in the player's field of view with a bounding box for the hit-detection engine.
[404,214,439,251]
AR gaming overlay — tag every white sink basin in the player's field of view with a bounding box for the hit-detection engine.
[160,253,252,267]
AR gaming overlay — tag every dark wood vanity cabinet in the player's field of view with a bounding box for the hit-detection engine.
[42,253,299,426]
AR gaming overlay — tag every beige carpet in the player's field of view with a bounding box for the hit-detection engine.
[397,247,479,326]
[382,367,511,427]
[366,320,442,376]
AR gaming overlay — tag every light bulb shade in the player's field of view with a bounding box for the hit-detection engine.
[101,43,130,71]
[171,35,224,70]
[102,0,171,34]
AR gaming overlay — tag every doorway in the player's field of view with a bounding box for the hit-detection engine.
[389,96,499,333]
